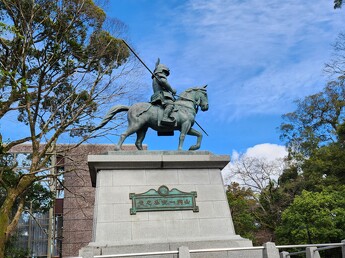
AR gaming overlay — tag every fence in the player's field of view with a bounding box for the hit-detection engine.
[70,240,345,258]
[278,241,345,258]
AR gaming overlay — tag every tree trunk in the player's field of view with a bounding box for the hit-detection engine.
[0,175,35,258]
[0,190,17,258]
[0,212,8,258]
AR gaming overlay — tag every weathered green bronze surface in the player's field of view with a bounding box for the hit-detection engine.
[129,185,198,215]
[94,86,208,151]
[93,58,209,151]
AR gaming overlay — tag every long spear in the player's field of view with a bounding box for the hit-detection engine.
[122,40,209,136]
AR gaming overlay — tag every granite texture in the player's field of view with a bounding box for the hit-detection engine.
[90,152,236,246]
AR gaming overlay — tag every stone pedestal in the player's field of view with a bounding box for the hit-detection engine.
[79,151,254,257]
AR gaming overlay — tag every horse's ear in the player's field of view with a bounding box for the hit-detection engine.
[155,58,160,68]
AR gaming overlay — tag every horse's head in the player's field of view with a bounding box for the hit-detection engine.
[196,86,209,111]
[179,85,209,111]
[191,85,208,111]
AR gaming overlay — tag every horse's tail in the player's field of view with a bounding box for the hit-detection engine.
[92,105,130,131]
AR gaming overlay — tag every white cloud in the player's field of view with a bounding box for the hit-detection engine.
[230,143,287,162]
[223,143,287,185]
[243,143,287,160]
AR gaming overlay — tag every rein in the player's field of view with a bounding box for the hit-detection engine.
[174,101,198,112]
[174,94,196,105]
[175,90,202,112]
[175,88,205,106]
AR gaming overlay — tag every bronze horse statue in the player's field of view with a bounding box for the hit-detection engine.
[95,86,208,150]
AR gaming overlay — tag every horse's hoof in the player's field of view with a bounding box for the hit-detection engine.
[189,145,200,151]
[135,144,143,150]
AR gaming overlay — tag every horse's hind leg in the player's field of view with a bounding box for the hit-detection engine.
[187,128,203,151]
[135,127,148,150]
[115,125,140,151]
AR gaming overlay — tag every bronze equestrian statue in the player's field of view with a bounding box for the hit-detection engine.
[94,57,208,151]
[95,88,208,150]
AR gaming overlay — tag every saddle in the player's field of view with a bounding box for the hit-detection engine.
[156,105,177,136]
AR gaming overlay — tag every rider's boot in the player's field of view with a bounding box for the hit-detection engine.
[161,104,175,126]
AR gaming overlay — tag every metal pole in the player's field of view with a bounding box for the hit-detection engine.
[47,151,57,258]
[28,201,33,255]
[194,120,209,136]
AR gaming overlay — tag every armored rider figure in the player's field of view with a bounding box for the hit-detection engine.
[150,58,177,126]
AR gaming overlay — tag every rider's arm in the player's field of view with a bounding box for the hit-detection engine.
[157,76,176,95]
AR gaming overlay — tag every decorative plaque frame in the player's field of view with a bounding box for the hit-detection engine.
[129,185,199,215]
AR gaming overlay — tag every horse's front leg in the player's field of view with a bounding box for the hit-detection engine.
[187,128,203,151]
[178,122,191,150]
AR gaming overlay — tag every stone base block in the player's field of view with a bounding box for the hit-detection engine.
[89,151,238,246]
[80,151,261,257]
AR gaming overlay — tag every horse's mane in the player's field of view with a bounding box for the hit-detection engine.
[179,87,206,98]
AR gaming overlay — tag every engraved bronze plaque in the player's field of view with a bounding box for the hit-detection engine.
[129,185,198,215]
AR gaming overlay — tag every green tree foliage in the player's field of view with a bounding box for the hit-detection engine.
[301,142,345,191]
[279,34,345,191]
[226,156,294,244]
[276,187,345,244]
[280,78,345,160]
[225,34,345,248]
[226,179,294,244]
[0,1,135,256]
[226,183,257,241]
[227,180,292,245]
[278,164,306,198]
[4,235,28,258]
[256,181,292,241]
[275,34,345,249]
[334,0,343,9]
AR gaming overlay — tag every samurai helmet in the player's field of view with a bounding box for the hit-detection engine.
[153,58,170,76]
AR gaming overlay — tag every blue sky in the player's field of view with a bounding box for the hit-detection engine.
[102,0,344,155]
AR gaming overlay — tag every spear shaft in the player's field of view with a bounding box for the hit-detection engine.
[122,40,158,80]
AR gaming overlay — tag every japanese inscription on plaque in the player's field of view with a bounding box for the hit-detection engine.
[129,185,198,215]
